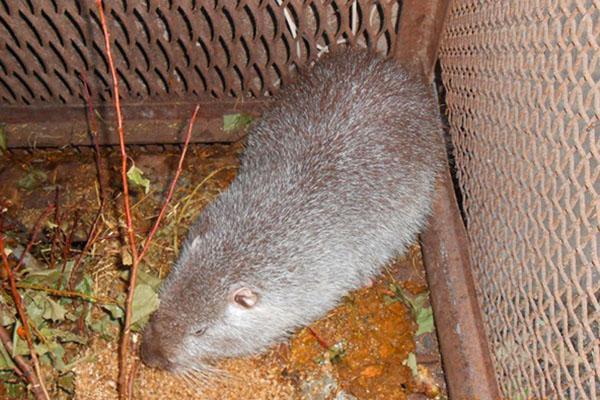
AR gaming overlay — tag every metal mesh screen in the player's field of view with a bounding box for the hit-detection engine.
[439,1,599,399]
[0,0,401,106]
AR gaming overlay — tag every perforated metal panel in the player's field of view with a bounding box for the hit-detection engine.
[439,1,599,399]
[0,0,402,106]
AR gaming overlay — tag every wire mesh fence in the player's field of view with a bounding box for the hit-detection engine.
[439,1,599,398]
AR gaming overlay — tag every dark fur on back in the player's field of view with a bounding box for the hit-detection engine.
[141,49,445,372]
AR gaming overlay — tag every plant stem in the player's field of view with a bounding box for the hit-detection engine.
[95,2,200,398]
[0,325,46,400]
[14,205,55,273]
[0,234,50,400]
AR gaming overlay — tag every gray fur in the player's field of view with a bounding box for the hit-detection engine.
[140,49,445,372]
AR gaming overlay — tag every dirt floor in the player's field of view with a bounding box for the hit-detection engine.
[0,144,447,399]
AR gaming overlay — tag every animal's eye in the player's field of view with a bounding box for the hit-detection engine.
[194,327,207,336]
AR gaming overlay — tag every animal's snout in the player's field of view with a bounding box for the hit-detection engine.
[140,322,180,371]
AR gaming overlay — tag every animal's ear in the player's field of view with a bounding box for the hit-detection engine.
[229,287,259,309]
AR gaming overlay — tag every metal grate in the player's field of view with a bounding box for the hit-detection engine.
[439,1,599,399]
[0,0,402,106]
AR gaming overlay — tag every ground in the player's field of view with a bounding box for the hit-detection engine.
[0,143,446,399]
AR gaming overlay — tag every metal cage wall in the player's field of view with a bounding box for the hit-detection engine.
[0,1,406,146]
[439,1,599,399]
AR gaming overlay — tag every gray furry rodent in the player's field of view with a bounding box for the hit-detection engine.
[141,49,444,372]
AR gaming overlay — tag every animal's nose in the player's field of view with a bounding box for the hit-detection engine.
[140,325,177,371]
[140,338,177,370]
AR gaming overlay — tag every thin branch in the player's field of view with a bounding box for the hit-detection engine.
[95,2,199,398]
[117,105,199,397]
[59,210,80,277]
[126,340,141,400]
[95,2,137,397]
[308,327,331,350]
[12,283,115,304]
[95,2,202,398]
[14,205,55,273]
[67,208,103,290]
[95,0,138,263]
[137,104,199,262]
[49,187,61,270]
[79,72,109,204]
[0,325,46,400]
[66,72,108,296]
[0,234,50,400]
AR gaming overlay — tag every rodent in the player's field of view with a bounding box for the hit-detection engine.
[140,49,445,373]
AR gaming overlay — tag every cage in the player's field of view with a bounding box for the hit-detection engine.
[0,1,597,399]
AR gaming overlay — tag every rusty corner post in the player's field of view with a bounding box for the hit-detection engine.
[395,0,502,398]
[421,170,501,400]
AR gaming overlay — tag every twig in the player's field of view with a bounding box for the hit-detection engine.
[79,72,109,203]
[0,325,46,400]
[126,340,141,400]
[308,327,331,350]
[12,283,115,304]
[95,0,138,263]
[137,105,199,262]
[0,234,50,400]
[95,3,138,397]
[65,71,108,297]
[14,205,55,273]
[59,210,80,277]
[96,2,199,397]
[67,208,103,290]
[118,105,199,396]
[49,187,61,270]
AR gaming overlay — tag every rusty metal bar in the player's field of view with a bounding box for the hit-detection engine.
[421,169,502,400]
[1,100,267,147]
[395,0,452,80]
[0,100,268,125]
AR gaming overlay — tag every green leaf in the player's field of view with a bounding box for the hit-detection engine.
[22,268,62,287]
[130,284,160,331]
[75,274,94,297]
[326,341,346,364]
[136,268,162,290]
[90,315,117,339]
[403,352,418,377]
[223,113,254,132]
[58,372,76,394]
[26,294,47,325]
[127,165,151,194]
[43,298,67,322]
[388,285,434,337]
[119,269,162,290]
[0,125,6,153]
[0,379,27,398]
[415,306,434,336]
[45,341,66,370]
[17,169,47,190]
[102,303,124,320]
[0,308,15,326]
[0,338,16,370]
[41,328,87,345]
[65,312,78,322]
